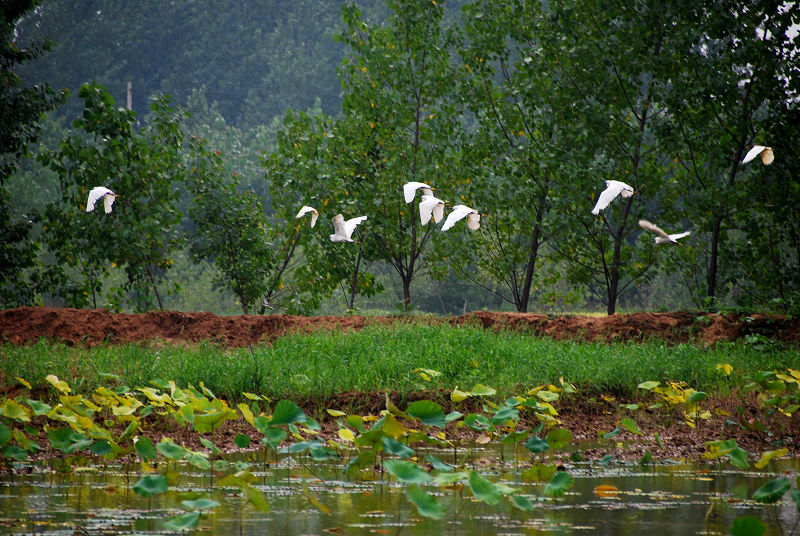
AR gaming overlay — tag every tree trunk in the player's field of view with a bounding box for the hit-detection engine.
[146,262,164,311]
[347,248,362,310]
[518,215,543,313]
[707,214,723,303]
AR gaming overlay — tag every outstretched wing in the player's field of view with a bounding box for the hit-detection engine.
[591,182,623,215]
[296,205,319,227]
[667,231,691,241]
[403,181,432,203]
[442,205,472,231]
[86,186,112,212]
[638,219,671,240]
[103,193,116,213]
[344,215,367,237]
[742,145,767,164]
[419,195,444,226]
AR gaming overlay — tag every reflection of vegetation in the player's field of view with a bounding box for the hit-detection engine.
[2,357,799,528]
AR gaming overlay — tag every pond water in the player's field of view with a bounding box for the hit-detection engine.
[1,446,798,535]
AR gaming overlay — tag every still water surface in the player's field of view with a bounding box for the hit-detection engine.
[1,446,797,535]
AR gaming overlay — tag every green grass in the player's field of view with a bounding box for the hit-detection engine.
[2,323,798,403]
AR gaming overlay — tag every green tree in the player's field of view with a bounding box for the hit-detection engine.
[0,0,65,307]
[41,83,186,311]
[665,0,799,307]
[333,0,461,310]
[186,137,274,314]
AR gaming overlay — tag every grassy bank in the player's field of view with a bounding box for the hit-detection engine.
[2,324,797,403]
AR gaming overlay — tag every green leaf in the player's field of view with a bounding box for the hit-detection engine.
[467,470,501,505]
[243,483,270,512]
[164,512,200,530]
[406,484,445,520]
[637,381,660,390]
[522,463,557,483]
[0,399,31,422]
[181,498,220,511]
[730,516,765,536]
[156,440,187,460]
[0,423,11,447]
[544,471,574,498]
[384,459,431,484]
[381,436,413,458]
[199,437,221,455]
[133,474,168,498]
[752,478,790,504]
[135,437,157,461]
[490,406,519,425]
[90,440,111,456]
[469,384,496,397]
[524,435,549,453]
[47,428,90,453]
[501,430,530,445]
[270,400,308,426]
[261,427,287,449]
[24,399,52,416]
[463,413,490,431]
[444,411,463,423]
[234,434,251,448]
[1,445,28,461]
[620,417,643,436]
[603,428,621,439]
[186,452,210,471]
[509,494,535,511]
[545,428,573,449]
[425,454,454,472]
[790,489,800,513]
[406,400,446,428]
[686,391,707,404]
[346,450,376,476]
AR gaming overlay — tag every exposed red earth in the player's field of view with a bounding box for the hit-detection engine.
[2,306,799,347]
[1,306,798,462]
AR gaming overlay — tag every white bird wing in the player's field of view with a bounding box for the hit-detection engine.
[403,181,432,203]
[344,215,367,238]
[86,186,113,212]
[742,145,767,164]
[667,230,691,241]
[638,219,671,240]
[418,195,444,226]
[441,205,473,231]
[103,193,116,213]
[591,181,624,215]
[296,205,319,227]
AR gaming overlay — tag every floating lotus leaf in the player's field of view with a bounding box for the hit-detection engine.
[752,477,790,504]
[467,470,501,505]
[544,470,574,498]
[522,463,556,482]
[730,516,765,536]
[181,498,220,511]
[382,436,413,458]
[425,453,454,472]
[385,459,431,484]
[406,484,445,519]
[135,437,157,461]
[133,474,168,498]
[546,427,573,449]
[509,494,535,511]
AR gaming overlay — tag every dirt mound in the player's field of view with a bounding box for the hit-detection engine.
[1,306,798,347]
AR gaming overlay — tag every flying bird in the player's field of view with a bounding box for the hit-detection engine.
[295,205,319,228]
[403,181,434,203]
[86,186,118,214]
[441,204,480,231]
[742,145,774,165]
[591,180,634,215]
[418,194,445,226]
[330,214,367,242]
[638,219,691,244]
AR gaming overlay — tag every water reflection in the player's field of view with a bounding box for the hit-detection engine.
[0,447,797,535]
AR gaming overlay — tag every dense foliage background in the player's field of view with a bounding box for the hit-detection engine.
[2,0,798,315]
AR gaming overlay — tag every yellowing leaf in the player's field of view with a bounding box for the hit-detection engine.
[715,363,733,376]
[237,403,255,426]
[450,388,470,403]
[337,428,355,442]
[16,377,31,390]
[594,484,619,498]
[45,375,71,394]
[326,409,346,417]
[754,448,789,469]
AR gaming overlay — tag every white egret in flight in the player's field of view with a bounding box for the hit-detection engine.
[442,204,480,231]
[742,145,774,165]
[418,194,445,226]
[86,186,118,214]
[295,205,319,227]
[591,180,634,215]
[638,219,691,244]
[403,181,434,203]
[330,214,367,242]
